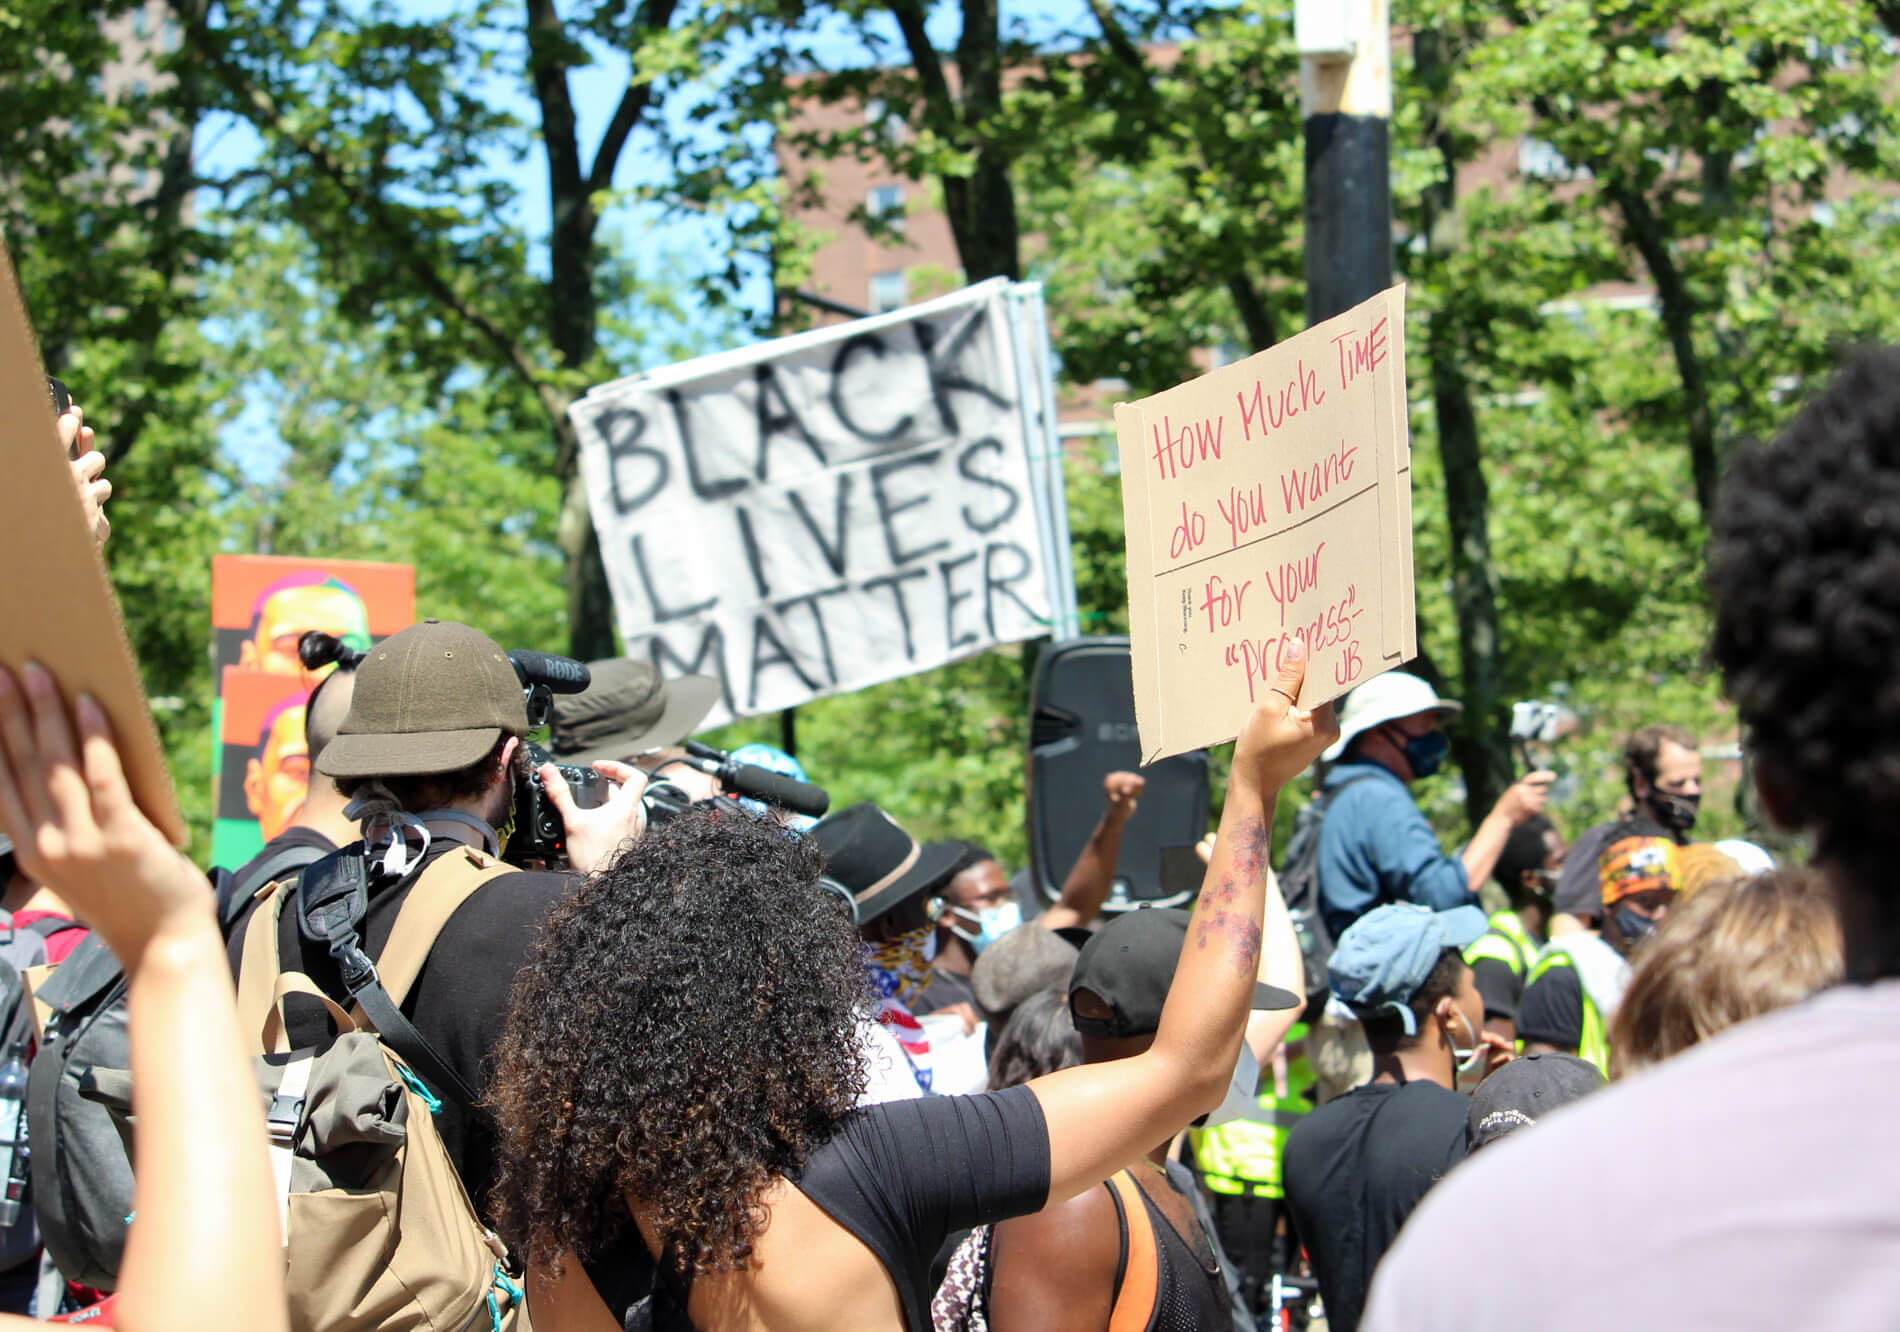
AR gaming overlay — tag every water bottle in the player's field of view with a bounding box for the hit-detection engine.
[0,1042,30,1228]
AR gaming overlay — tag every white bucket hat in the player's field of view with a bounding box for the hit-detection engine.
[1322,671,1463,763]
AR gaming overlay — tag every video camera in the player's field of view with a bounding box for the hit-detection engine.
[1509,697,1581,798]
[504,653,832,869]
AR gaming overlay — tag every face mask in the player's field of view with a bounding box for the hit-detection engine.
[1397,728,1450,779]
[866,922,938,1004]
[495,779,519,856]
[1647,788,1699,834]
[943,901,1022,953]
[1611,902,1660,948]
[1449,1006,1488,1080]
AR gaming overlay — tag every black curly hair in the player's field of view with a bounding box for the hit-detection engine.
[486,806,871,1277]
[1709,346,1900,849]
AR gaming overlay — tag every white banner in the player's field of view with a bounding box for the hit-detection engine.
[571,280,1069,724]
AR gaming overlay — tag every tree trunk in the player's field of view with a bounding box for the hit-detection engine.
[528,0,615,659]
[1429,317,1512,821]
[1413,28,1511,826]
[949,0,1019,280]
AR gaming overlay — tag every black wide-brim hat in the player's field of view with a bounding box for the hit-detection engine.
[812,802,966,926]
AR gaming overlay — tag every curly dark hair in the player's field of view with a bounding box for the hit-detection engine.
[487,806,870,1278]
[1709,346,1900,847]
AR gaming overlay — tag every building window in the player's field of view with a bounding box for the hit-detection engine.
[867,184,905,231]
[1517,135,1574,180]
[864,97,907,144]
[869,270,908,313]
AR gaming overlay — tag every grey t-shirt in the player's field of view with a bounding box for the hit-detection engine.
[1362,980,1900,1330]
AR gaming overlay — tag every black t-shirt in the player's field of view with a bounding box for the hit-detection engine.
[1516,964,1586,1051]
[217,826,338,923]
[225,837,577,1219]
[1282,1079,1468,1332]
[1470,956,1524,1026]
[601,1085,1052,1332]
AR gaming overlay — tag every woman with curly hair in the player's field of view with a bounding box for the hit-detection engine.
[488,647,1334,1331]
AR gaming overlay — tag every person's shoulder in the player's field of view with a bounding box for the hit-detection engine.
[1325,763,1404,800]
[1287,1081,1385,1148]
[433,862,579,949]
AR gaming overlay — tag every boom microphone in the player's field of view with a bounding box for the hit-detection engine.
[508,650,592,694]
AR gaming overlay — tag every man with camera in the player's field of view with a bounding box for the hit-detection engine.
[224,618,646,1216]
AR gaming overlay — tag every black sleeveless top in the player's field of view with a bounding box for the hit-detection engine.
[1110,1170,1235,1332]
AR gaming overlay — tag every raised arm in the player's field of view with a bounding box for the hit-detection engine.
[0,665,288,1332]
[1041,772,1145,931]
[1026,644,1337,1203]
[1245,868,1303,1063]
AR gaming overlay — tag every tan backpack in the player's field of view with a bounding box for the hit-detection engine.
[234,846,534,1332]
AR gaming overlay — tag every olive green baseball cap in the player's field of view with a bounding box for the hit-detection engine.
[316,619,528,779]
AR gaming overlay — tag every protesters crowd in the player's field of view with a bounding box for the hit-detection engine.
[0,351,1895,1331]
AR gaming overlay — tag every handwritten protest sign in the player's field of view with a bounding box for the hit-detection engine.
[0,239,184,843]
[571,280,1075,725]
[1116,286,1415,764]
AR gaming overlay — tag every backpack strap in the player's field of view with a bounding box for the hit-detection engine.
[335,848,513,1109]
[1106,1171,1159,1332]
[20,916,83,944]
[220,841,330,931]
[371,847,514,1010]
[237,881,297,1057]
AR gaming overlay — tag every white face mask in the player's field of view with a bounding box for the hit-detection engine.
[944,900,1023,953]
[1449,1007,1488,1080]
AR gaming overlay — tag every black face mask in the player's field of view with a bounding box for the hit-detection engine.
[1647,788,1699,834]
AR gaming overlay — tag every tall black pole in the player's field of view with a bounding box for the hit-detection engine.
[1300,0,1393,324]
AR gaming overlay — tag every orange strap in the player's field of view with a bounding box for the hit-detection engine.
[1107,1170,1158,1332]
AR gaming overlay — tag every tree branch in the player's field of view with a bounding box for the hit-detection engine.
[588,0,683,194]
[178,9,562,431]
[1606,180,1717,518]
[527,0,584,202]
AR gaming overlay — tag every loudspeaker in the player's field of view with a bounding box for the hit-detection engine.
[1027,637,1210,912]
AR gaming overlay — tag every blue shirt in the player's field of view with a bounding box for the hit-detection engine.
[1315,760,1474,939]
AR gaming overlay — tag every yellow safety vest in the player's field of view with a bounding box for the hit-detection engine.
[1523,948,1610,1077]
[1463,910,1536,979]
[1190,1024,1315,1199]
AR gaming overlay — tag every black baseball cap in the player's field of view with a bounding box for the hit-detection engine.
[1465,1052,1604,1152]
[1068,907,1301,1039]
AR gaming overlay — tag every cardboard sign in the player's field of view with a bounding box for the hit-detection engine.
[570,280,1072,725]
[1115,286,1416,763]
[208,554,414,868]
[0,240,184,844]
